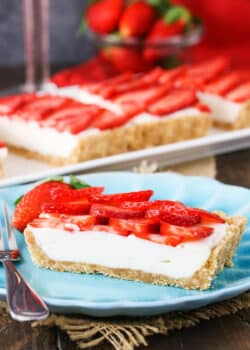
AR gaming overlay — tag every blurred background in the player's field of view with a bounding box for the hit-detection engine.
[1,0,250,89]
[0,0,94,67]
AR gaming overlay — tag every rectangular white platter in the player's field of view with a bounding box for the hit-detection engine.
[1,127,250,187]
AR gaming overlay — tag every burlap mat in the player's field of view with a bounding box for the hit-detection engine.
[2,157,249,350]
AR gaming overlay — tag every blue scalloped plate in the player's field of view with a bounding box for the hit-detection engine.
[0,172,249,316]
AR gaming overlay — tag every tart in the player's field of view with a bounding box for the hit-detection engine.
[0,70,211,165]
[13,180,246,290]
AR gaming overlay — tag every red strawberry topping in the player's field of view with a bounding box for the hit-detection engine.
[14,181,226,247]
[147,89,197,116]
[225,82,250,102]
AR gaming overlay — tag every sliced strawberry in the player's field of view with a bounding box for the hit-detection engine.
[92,224,130,235]
[146,201,201,226]
[225,82,250,102]
[90,204,145,219]
[29,214,95,232]
[100,68,164,99]
[148,89,197,116]
[159,66,187,84]
[109,217,159,235]
[40,213,96,231]
[42,199,91,215]
[17,95,70,121]
[120,201,153,210]
[12,181,73,232]
[188,208,225,224]
[186,56,230,83]
[90,190,153,204]
[84,72,133,95]
[160,222,213,246]
[203,72,247,96]
[115,84,172,113]
[0,93,36,115]
[91,109,136,130]
[52,187,104,201]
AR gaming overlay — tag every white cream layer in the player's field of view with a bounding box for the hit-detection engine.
[0,106,203,159]
[29,224,227,279]
[128,108,202,125]
[0,146,7,159]
[197,92,243,124]
[0,116,80,158]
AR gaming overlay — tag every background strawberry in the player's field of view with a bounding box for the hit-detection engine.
[86,0,124,34]
[102,47,151,73]
[119,1,156,37]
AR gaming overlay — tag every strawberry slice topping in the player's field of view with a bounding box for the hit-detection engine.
[17,95,71,121]
[30,214,95,232]
[203,72,247,96]
[42,199,91,215]
[225,82,250,102]
[114,84,172,112]
[147,89,197,116]
[109,217,159,234]
[90,204,145,219]
[188,208,225,224]
[90,190,153,204]
[0,93,36,115]
[160,222,213,246]
[186,56,230,83]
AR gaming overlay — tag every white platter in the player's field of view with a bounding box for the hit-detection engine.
[1,127,250,187]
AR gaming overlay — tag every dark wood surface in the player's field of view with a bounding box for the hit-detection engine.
[0,69,249,350]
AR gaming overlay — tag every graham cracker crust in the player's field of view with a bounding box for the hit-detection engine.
[214,101,250,130]
[6,112,211,166]
[79,112,211,162]
[24,214,246,290]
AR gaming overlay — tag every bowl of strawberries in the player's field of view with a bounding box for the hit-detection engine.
[82,0,202,72]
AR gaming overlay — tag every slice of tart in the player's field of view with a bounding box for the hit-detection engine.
[15,181,246,290]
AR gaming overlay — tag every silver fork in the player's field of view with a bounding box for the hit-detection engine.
[0,202,49,321]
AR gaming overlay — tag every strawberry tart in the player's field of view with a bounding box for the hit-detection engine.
[0,71,211,165]
[177,56,250,130]
[12,179,246,290]
[0,141,7,176]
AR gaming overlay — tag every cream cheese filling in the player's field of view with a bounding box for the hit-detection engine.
[197,92,243,124]
[29,224,227,279]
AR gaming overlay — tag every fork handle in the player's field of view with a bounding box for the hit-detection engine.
[3,260,49,321]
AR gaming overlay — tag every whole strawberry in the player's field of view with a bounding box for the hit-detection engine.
[103,47,151,73]
[119,1,156,37]
[12,181,72,232]
[86,0,124,34]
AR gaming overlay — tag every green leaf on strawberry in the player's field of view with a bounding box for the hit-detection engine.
[165,5,191,25]
[69,175,90,189]
[14,195,23,206]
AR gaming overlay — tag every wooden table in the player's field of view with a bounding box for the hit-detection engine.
[0,69,249,350]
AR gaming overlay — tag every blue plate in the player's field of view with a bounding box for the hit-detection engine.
[0,172,249,316]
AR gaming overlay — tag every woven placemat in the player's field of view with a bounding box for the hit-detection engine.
[2,157,248,350]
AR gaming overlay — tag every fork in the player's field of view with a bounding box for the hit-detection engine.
[0,202,49,321]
